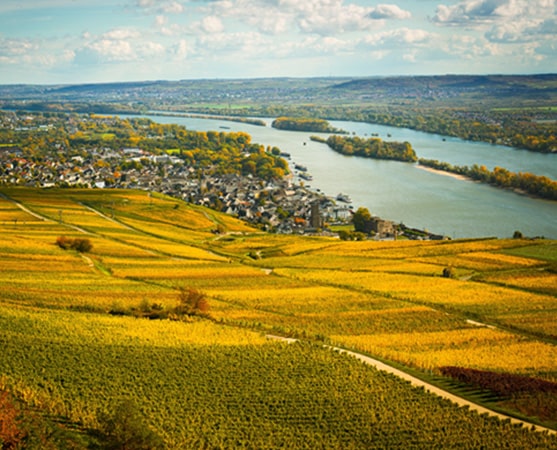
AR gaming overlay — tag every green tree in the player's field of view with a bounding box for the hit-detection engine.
[352,207,371,233]
[98,399,163,450]
[442,266,456,279]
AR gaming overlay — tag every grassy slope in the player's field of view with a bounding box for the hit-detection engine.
[1,187,556,448]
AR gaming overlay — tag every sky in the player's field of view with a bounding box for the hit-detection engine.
[0,0,556,84]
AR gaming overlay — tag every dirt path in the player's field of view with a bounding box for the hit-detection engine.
[0,192,54,222]
[0,192,92,234]
[79,202,136,231]
[266,335,556,435]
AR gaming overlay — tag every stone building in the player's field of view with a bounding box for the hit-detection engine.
[364,216,396,237]
[310,201,323,229]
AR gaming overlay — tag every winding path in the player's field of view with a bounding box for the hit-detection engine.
[266,335,556,435]
[0,192,91,234]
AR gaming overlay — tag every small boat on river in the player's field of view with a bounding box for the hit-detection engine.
[336,193,352,203]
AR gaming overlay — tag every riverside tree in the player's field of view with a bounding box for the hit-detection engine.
[352,207,372,234]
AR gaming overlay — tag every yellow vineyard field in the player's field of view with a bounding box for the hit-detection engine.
[412,251,544,272]
[0,303,268,348]
[479,270,557,294]
[1,188,556,418]
[336,328,557,377]
[109,260,262,281]
[277,268,556,313]
[117,215,215,243]
[309,238,538,259]
[213,233,333,257]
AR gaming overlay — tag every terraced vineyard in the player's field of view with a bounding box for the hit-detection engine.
[1,187,556,448]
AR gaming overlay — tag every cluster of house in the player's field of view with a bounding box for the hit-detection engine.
[0,144,356,235]
[0,110,443,239]
[0,141,448,239]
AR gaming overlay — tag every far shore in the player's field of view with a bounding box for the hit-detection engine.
[416,164,469,181]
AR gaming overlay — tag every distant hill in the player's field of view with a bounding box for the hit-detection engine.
[1,74,556,105]
[329,74,557,100]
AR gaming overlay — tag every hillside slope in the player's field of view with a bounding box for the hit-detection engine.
[1,187,556,448]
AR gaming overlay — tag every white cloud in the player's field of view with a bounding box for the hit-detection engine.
[155,15,167,28]
[136,0,156,7]
[433,0,555,26]
[271,35,353,58]
[0,37,37,57]
[85,39,136,62]
[196,31,267,55]
[441,34,497,59]
[160,1,185,14]
[293,1,375,34]
[368,50,389,61]
[134,0,185,15]
[1,0,555,82]
[78,28,165,63]
[103,28,141,41]
[205,0,408,36]
[432,0,557,47]
[153,15,184,36]
[369,4,412,20]
[173,39,188,59]
[402,50,418,62]
[201,16,224,33]
[361,28,434,47]
[0,0,116,14]
[487,18,557,42]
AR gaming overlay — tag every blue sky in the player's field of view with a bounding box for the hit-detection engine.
[1,0,556,84]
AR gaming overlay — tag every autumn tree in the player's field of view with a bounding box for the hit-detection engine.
[56,236,93,253]
[175,288,209,316]
[0,391,26,449]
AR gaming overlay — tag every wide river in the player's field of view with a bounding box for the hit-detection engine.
[137,114,556,239]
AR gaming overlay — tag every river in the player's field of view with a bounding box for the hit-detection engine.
[134,114,557,239]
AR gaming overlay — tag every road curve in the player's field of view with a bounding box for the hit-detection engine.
[266,335,556,435]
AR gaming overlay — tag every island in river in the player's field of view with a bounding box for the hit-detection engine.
[272,117,346,134]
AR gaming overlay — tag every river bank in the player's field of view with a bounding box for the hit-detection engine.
[121,113,557,239]
[415,164,469,181]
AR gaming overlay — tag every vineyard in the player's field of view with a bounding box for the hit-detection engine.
[1,186,556,448]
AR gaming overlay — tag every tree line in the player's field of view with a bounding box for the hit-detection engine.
[325,135,417,163]
[271,117,345,133]
[198,104,556,154]
[1,112,289,182]
[419,158,557,200]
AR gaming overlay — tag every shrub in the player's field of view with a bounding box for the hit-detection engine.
[175,288,209,316]
[98,399,163,450]
[338,230,367,241]
[442,266,456,278]
[55,236,93,253]
[109,301,130,316]
[0,391,26,450]
[72,238,93,253]
[55,235,72,250]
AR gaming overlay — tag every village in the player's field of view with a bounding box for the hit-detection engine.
[0,142,352,234]
[0,112,445,240]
